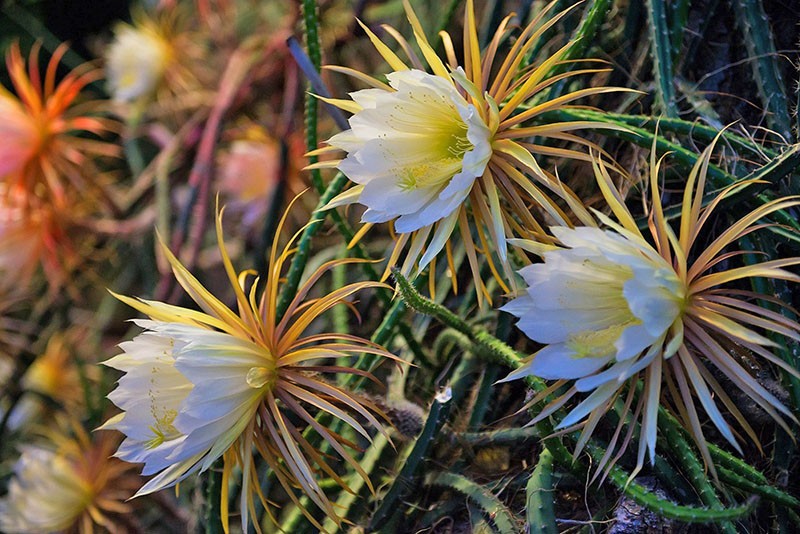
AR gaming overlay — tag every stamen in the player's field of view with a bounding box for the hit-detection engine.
[566,320,639,359]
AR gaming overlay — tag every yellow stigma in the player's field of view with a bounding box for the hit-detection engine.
[393,109,473,191]
[398,157,464,191]
[566,320,638,359]
[446,126,473,158]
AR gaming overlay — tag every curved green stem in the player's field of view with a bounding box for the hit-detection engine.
[542,109,782,159]
[589,440,758,523]
[424,471,520,534]
[456,426,541,447]
[718,465,800,511]
[660,410,736,533]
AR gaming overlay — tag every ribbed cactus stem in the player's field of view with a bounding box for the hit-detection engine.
[645,0,678,117]
[733,0,793,141]
[526,449,558,534]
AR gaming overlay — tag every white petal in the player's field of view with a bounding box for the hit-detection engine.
[529,344,611,380]
[417,210,460,269]
[322,68,491,234]
[613,322,658,361]
[395,182,470,233]
[557,382,619,429]
[623,271,681,336]
[513,306,628,345]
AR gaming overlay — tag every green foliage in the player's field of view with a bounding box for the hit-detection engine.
[369,387,453,530]
[645,0,678,117]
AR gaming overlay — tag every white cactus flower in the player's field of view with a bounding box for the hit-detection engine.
[503,143,800,480]
[106,23,170,102]
[0,447,92,533]
[101,210,396,531]
[310,0,627,304]
[328,69,492,237]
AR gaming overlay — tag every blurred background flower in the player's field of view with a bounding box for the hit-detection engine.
[0,329,96,435]
[1,42,119,210]
[0,425,137,533]
[216,124,306,232]
[106,15,173,104]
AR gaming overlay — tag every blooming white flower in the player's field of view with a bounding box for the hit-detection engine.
[102,210,396,530]
[101,323,191,482]
[503,144,800,478]
[103,320,266,495]
[329,69,492,235]
[106,23,171,102]
[313,0,629,304]
[502,226,685,463]
[504,226,684,383]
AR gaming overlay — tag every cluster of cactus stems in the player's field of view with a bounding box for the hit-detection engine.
[197,2,800,531]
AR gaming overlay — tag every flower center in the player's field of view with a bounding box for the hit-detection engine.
[566,320,637,359]
[246,365,277,390]
[398,157,463,191]
[397,119,474,192]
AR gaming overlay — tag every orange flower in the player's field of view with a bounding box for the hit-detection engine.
[0,86,38,179]
[0,190,70,290]
[2,42,119,210]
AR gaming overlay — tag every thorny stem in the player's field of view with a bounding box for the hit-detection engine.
[660,410,737,534]
[369,388,453,530]
[586,442,760,523]
[391,268,574,467]
[526,448,557,534]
